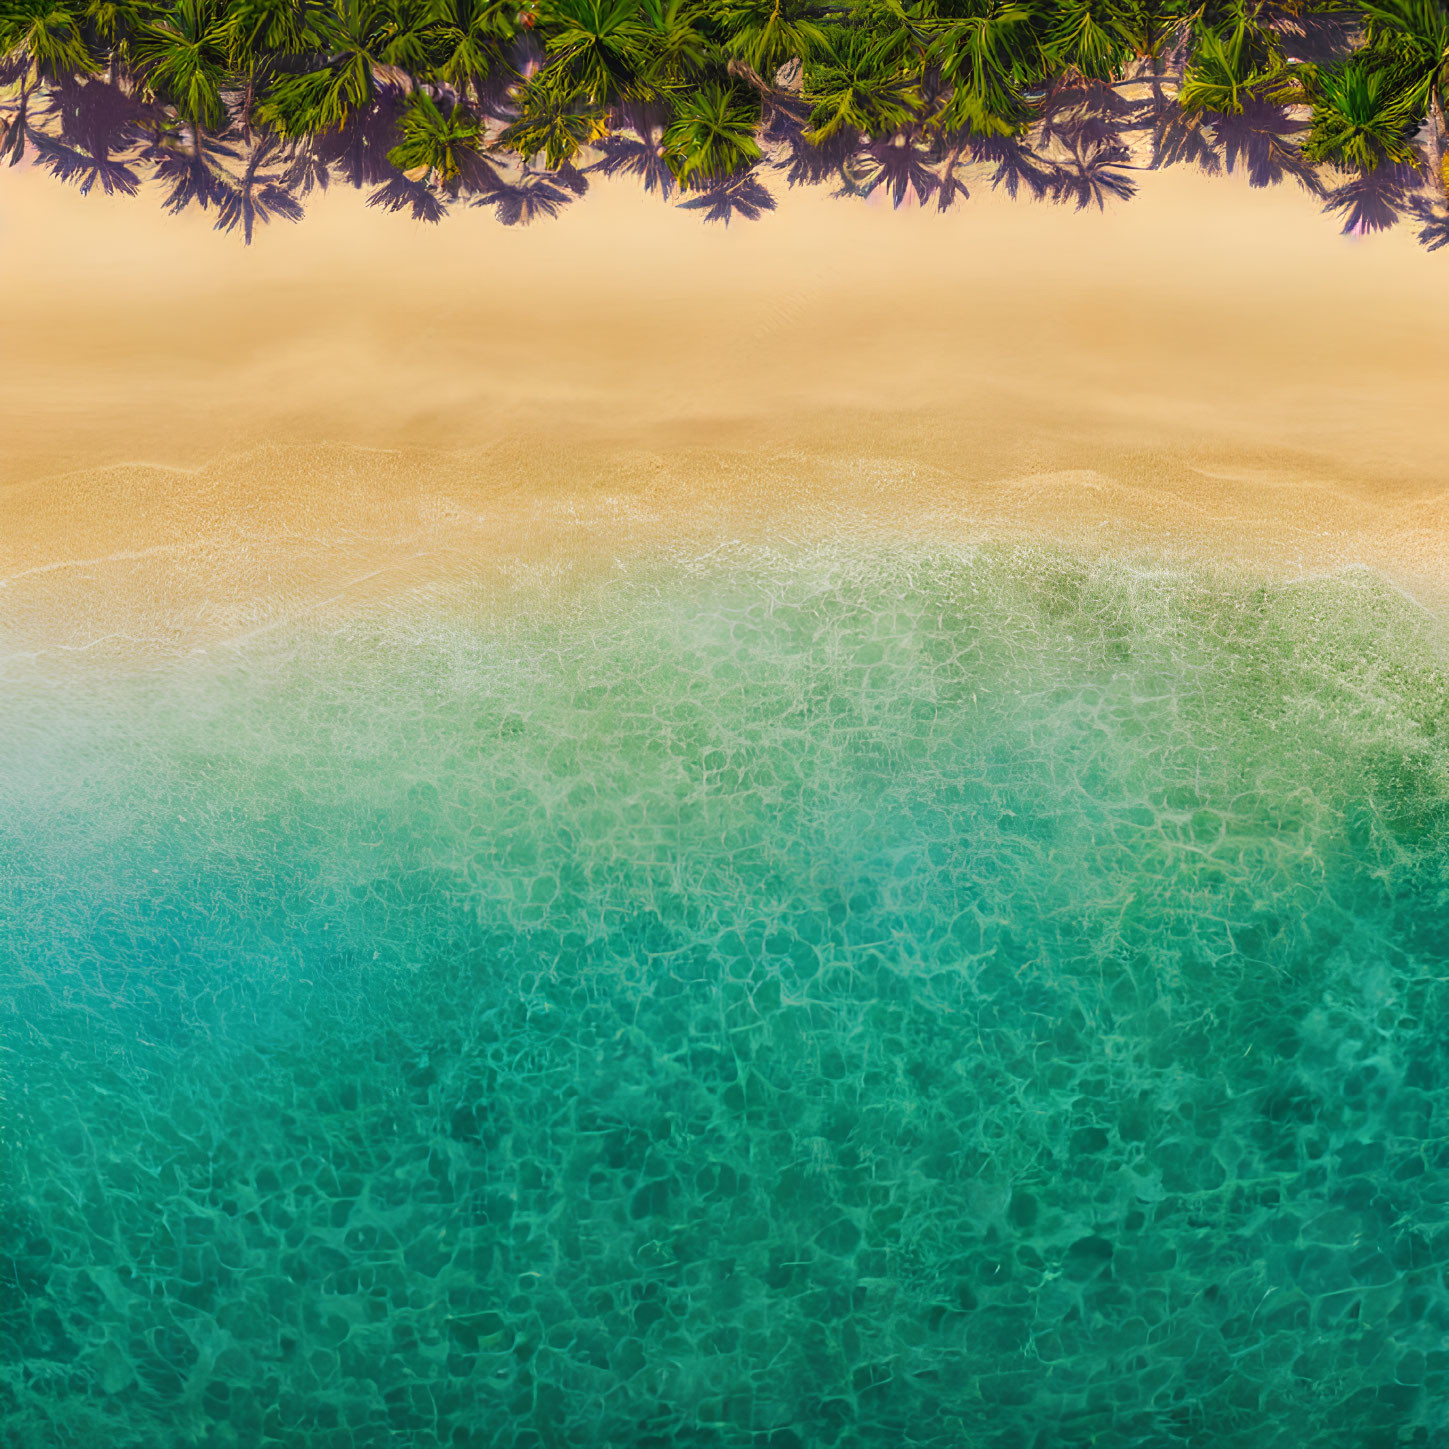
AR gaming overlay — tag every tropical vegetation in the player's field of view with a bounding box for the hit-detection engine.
[1,0,1446,245]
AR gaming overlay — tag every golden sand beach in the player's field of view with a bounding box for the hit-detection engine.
[2,161,1446,658]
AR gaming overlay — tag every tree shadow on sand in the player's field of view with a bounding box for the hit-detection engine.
[3,67,1445,248]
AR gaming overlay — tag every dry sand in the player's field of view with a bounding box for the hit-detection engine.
[1,159,1447,659]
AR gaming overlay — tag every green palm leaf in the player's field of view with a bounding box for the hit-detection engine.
[927,0,1041,137]
[255,0,440,135]
[500,72,605,165]
[388,88,482,181]
[1303,52,1423,169]
[638,0,711,89]
[1044,0,1133,82]
[1179,27,1301,114]
[662,76,761,183]
[218,0,318,62]
[431,0,517,94]
[541,0,658,103]
[717,0,828,79]
[0,0,96,79]
[135,0,229,132]
[1362,0,1449,82]
[803,26,922,141]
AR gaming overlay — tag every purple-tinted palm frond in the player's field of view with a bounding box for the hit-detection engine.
[1037,80,1136,153]
[1152,107,1223,175]
[1211,104,1323,196]
[758,93,810,151]
[42,77,149,156]
[1273,10,1356,66]
[281,141,331,195]
[213,137,305,243]
[1052,141,1137,210]
[852,135,940,208]
[452,148,508,198]
[1322,162,1426,235]
[504,33,545,84]
[1,102,30,167]
[554,161,589,196]
[214,180,304,242]
[152,134,241,214]
[315,89,409,190]
[589,132,676,198]
[925,136,972,211]
[1411,197,1449,251]
[615,101,672,139]
[935,168,969,212]
[676,173,775,224]
[972,134,1055,201]
[778,128,857,189]
[0,54,27,87]
[469,69,515,120]
[478,173,575,224]
[367,174,451,222]
[28,130,142,195]
[29,77,148,194]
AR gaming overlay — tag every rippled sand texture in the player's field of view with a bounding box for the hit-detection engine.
[3,550,1448,1448]
[3,163,1449,665]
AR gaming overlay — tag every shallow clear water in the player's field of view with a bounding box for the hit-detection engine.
[2,546,1447,1449]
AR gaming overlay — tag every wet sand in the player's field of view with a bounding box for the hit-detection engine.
[1,160,1447,659]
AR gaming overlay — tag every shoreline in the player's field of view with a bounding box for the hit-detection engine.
[3,164,1447,659]
[3,435,1447,669]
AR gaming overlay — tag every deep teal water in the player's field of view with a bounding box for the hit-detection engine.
[2,547,1447,1449]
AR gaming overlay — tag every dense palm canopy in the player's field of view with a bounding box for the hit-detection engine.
[2,0,1448,242]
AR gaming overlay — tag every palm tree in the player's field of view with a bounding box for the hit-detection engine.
[83,0,151,79]
[28,72,147,191]
[638,0,711,94]
[213,132,305,236]
[662,76,760,182]
[4,0,1449,248]
[1043,0,1133,85]
[217,0,320,129]
[925,0,1042,138]
[716,0,826,81]
[0,0,95,83]
[539,0,660,104]
[387,87,483,185]
[1359,0,1449,188]
[1178,25,1301,115]
[804,24,922,141]
[133,0,230,148]
[1,0,96,163]
[430,0,519,108]
[1303,51,1422,168]
[499,69,606,164]
[256,0,438,136]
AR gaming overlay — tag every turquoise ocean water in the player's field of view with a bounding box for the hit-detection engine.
[2,545,1446,1448]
